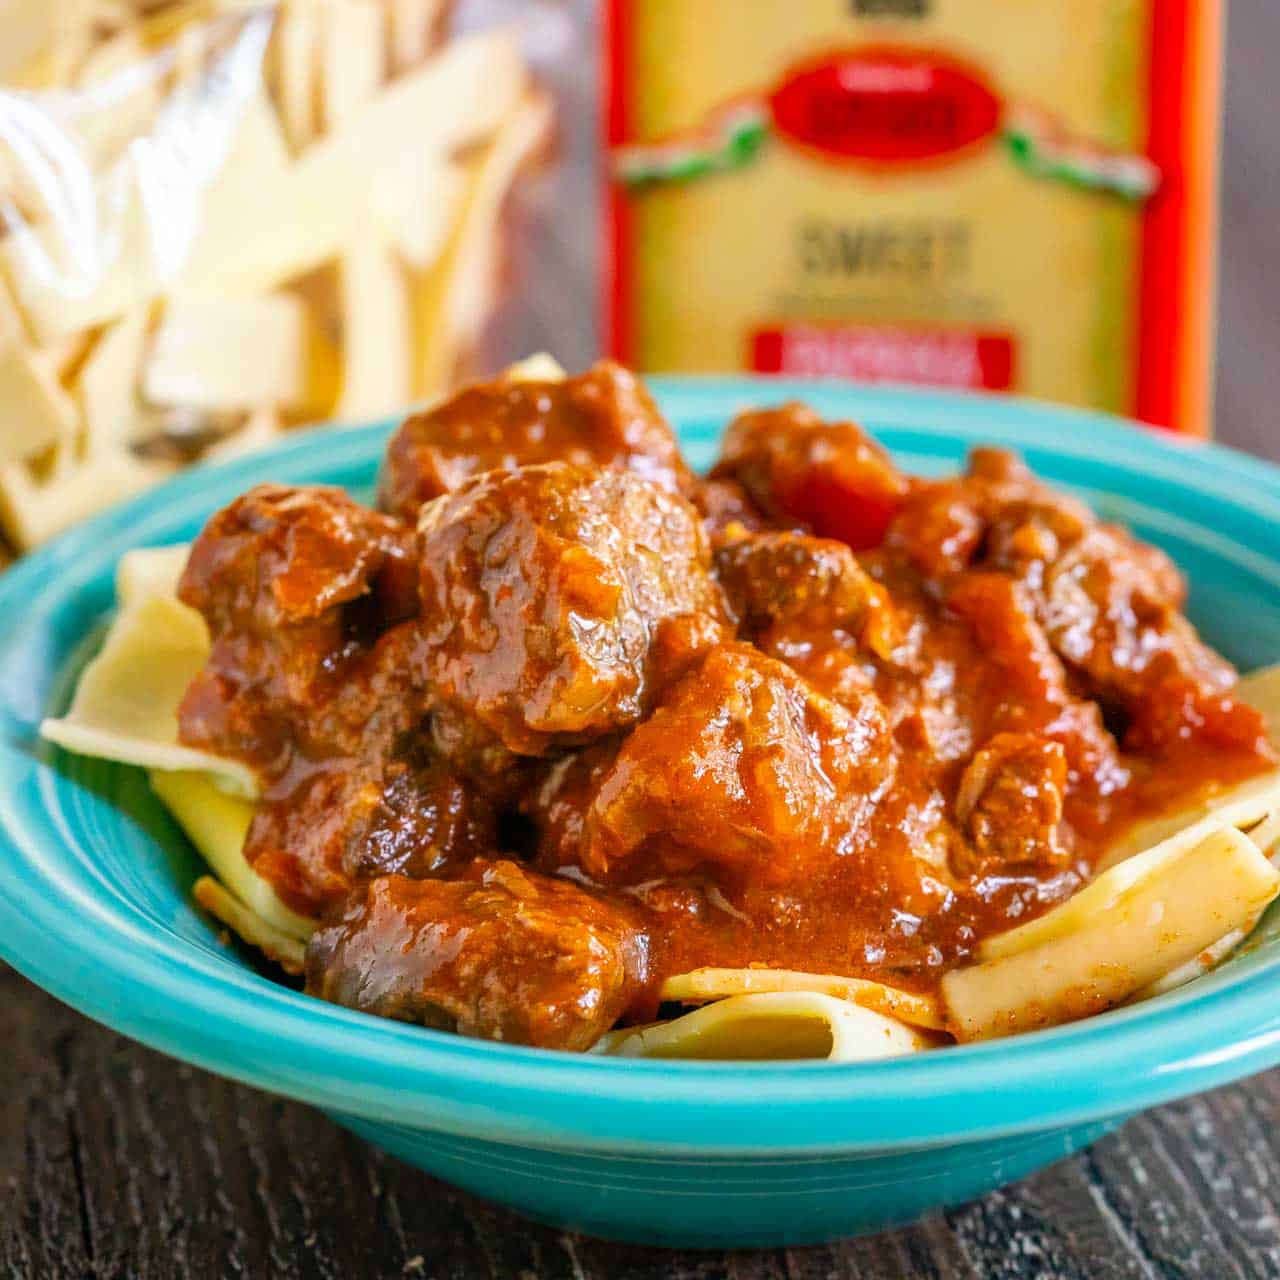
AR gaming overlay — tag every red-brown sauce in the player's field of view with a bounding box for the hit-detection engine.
[175,363,1274,1048]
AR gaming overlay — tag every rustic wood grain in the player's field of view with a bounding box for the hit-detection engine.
[6,4,1280,1277]
[7,964,1280,1280]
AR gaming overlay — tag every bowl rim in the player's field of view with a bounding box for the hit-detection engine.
[4,377,1280,1158]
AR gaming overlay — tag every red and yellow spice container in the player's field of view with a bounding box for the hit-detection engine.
[604,0,1223,436]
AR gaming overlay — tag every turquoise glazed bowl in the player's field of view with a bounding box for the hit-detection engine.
[4,379,1280,1248]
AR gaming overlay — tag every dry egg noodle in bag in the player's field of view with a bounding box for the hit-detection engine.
[605,0,1221,435]
[0,0,546,551]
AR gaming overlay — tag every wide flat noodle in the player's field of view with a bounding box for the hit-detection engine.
[376,154,465,270]
[336,235,413,421]
[1098,770,1280,872]
[39,591,258,797]
[0,451,175,551]
[1155,805,1280,1003]
[410,91,553,399]
[193,876,306,975]
[1129,924,1254,1003]
[983,785,1280,965]
[943,826,1280,1042]
[502,352,565,383]
[1096,801,1280,1004]
[659,967,944,1031]
[144,293,337,414]
[115,543,192,608]
[0,344,79,464]
[1247,810,1280,860]
[176,28,526,302]
[150,769,314,941]
[594,991,934,1062]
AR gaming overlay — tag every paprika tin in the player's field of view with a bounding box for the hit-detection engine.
[604,1,1223,436]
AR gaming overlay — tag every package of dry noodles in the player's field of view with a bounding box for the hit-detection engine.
[0,0,549,552]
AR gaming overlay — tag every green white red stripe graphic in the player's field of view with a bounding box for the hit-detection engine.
[613,73,1160,203]
[613,100,770,186]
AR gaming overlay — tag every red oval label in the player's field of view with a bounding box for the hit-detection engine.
[769,48,1001,164]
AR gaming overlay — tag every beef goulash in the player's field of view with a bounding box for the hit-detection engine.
[44,360,1280,1058]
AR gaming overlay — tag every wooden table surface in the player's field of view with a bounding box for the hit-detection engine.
[6,6,1280,1277]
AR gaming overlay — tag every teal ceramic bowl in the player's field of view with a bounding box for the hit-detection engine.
[4,379,1280,1248]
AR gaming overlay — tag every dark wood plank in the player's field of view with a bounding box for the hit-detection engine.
[2,967,95,1279]
[8,962,1280,1280]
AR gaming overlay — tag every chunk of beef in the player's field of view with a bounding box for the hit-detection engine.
[523,740,620,875]
[646,611,735,694]
[579,643,897,886]
[689,476,776,543]
[246,742,498,917]
[884,481,986,579]
[223,617,499,917]
[714,530,895,640]
[178,484,417,772]
[379,360,691,521]
[1040,531,1232,722]
[887,448,1271,756]
[944,572,1125,793]
[416,461,725,762]
[954,732,1069,873]
[305,861,648,1050]
[177,495,500,916]
[887,449,1096,583]
[710,404,909,549]
[712,530,902,718]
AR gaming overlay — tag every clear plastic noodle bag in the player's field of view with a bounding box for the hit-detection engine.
[0,0,549,552]
[457,0,599,375]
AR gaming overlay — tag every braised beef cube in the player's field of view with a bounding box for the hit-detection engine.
[954,732,1069,872]
[1042,529,1209,693]
[523,740,620,875]
[178,484,416,770]
[884,481,986,579]
[710,531,901,718]
[1039,534,1265,755]
[711,404,909,550]
[714,530,892,636]
[945,572,1125,795]
[305,861,648,1050]
[246,741,498,917]
[180,482,416,639]
[689,476,776,542]
[581,643,896,886]
[646,611,735,694]
[379,360,691,521]
[416,461,725,760]
[901,448,1262,754]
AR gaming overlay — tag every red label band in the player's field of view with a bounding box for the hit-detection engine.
[752,325,1015,391]
[769,48,1002,165]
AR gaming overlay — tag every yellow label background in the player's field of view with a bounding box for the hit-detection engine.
[623,0,1151,414]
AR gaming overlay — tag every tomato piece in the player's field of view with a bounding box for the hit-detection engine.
[783,469,907,551]
[710,404,909,550]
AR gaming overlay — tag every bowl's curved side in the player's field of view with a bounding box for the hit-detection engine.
[1,383,1280,1162]
[332,1110,1126,1247]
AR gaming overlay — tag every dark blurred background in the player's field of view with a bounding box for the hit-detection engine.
[1216,1,1277,457]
